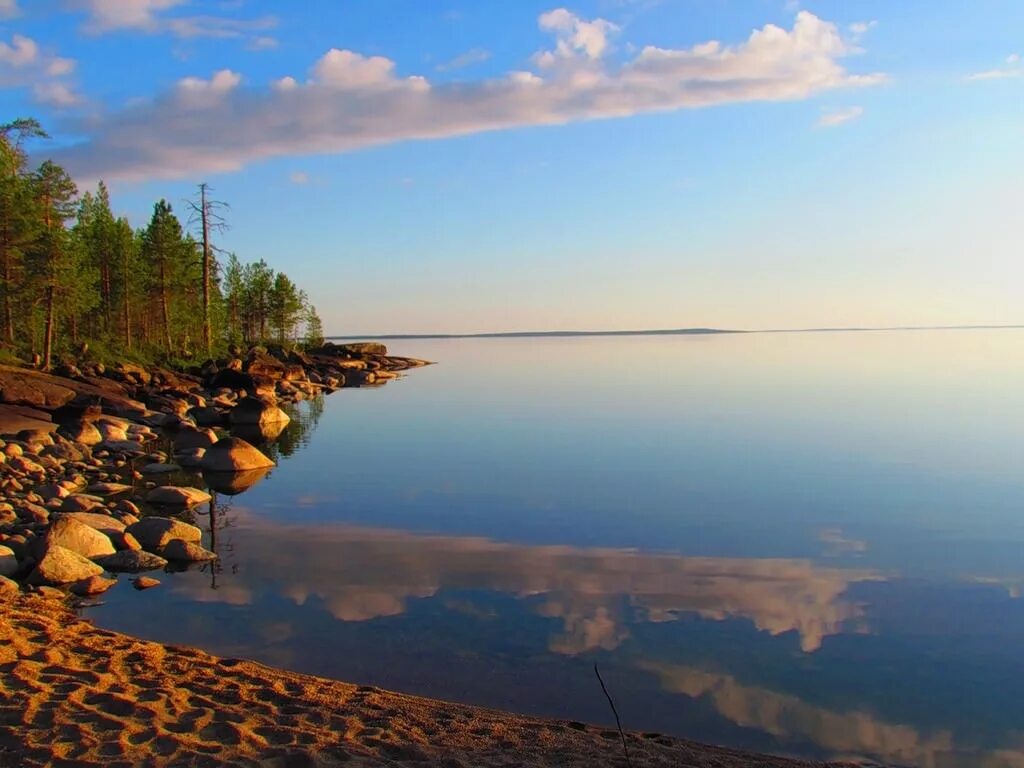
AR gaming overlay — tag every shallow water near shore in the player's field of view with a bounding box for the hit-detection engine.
[83,330,1024,767]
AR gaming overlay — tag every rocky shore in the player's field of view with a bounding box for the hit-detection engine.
[0,346,875,767]
[0,342,430,596]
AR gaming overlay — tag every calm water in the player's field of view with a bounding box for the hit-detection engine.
[84,331,1024,767]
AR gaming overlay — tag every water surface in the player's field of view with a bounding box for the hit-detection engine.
[85,331,1024,767]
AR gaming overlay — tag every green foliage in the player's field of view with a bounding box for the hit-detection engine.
[0,117,325,367]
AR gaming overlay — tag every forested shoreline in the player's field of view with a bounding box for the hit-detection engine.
[0,119,323,370]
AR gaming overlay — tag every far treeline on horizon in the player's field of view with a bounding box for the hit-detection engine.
[0,118,325,371]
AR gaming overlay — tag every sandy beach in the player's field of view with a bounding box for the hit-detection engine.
[0,594,866,768]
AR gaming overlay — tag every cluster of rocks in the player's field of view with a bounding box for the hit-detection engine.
[0,342,430,600]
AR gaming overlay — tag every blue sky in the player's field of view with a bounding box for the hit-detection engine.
[1,1,1021,334]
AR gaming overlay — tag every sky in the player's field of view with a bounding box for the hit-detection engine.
[0,0,1021,335]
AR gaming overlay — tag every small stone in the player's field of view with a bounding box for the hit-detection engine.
[70,574,117,596]
[132,576,160,590]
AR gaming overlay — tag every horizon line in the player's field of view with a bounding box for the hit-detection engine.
[326,324,1024,341]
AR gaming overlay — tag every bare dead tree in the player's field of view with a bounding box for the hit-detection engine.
[186,183,229,356]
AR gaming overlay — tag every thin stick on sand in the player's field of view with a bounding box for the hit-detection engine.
[594,663,632,768]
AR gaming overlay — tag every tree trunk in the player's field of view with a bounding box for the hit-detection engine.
[200,184,211,356]
[1,248,12,344]
[43,284,55,371]
[122,253,131,350]
[160,260,172,354]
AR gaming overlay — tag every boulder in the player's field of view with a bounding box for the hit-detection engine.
[70,575,117,596]
[85,482,133,496]
[229,397,290,427]
[209,368,256,393]
[140,463,181,475]
[244,353,286,380]
[200,437,274,472]
[203,467,270,496]
[145,486,211,507]
[174,426,218,451]
[187,406,224,427]
[231,420,286,445]
[95,549,168,573]
[57,420,103,446]
[58,511,126,538]
[0,575,17,594]
[174,448,206,468]
[126,516,202,552]
[28,545,104,585]
[59,494,105,512]
[0,404,56,437]
[0,545,18,578]
[0,365,76,408]
[162,539,217,562]
[45,516,116,559]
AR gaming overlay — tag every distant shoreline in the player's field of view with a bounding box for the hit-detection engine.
[328,324,1024,341]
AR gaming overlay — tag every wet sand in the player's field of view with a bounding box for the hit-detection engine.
[0,595,866,767]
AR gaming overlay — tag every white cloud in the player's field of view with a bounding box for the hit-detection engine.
[247,35,278,51]
[71,0,275,40]
[53,10,886,181]
[436,47,492,73]
[0,34,82,106]
[176,68,241,106]
[966,54,1022,81]
[0,0,19,20]
[538,8,619,61]
[816,105,864,128]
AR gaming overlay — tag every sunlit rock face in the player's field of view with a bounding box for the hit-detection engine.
[172,517,879,654]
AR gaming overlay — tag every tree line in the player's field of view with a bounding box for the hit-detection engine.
[0,118,324,370]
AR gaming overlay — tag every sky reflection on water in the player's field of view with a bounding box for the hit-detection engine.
[84,331,1024,766]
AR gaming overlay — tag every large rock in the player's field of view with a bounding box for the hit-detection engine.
[229,397,290,427]
[58,511,127,538]
[57,420,103,446]
[95,549,168,573]
[0,404,56,437]
[45,516,116,559]
[243,353,286,380]
[85,482,133,496]
[0,366,76,408]
[126,516,202,552]
[162,539,217,562]
[203,467,270,495]
[0,545,17,578]
[174,426,218,451]
[145,486,211,507]
[200,437,274,472]
[59,494,105,512]
[27,545,104,585]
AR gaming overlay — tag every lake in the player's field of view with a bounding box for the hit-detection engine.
[83,330,1024,767]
